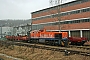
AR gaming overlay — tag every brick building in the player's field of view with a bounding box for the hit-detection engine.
[31,0,90,40]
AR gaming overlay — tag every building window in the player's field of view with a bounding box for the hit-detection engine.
[81,8,90,12]
[61,12,68,16]
[75,10,81,14]
[81,0,89,3]
[82,19,90,22]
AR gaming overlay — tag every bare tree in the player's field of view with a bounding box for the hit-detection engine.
[49,0,66,32]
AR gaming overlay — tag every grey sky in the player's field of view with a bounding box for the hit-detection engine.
[0,0,74,20]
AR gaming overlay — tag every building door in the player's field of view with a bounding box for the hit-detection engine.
[70,30,80,37]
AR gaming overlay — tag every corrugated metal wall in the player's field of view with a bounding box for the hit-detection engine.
[70,30,80,37]
[82,30,90,40]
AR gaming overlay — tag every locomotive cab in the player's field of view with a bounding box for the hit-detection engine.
[55,33,69,47]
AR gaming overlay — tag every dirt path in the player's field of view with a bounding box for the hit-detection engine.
[0,53,23,60]
[0,55,13,60]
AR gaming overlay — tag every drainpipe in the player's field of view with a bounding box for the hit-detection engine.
[80,30,82,38]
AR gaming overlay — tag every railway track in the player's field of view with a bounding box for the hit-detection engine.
[69,45,90,50]
[0,40,90,56]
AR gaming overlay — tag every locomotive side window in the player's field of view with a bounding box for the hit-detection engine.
[55,33,62,39]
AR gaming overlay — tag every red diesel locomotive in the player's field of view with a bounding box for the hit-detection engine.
[6,29,69,47]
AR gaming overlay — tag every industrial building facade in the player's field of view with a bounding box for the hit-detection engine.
[13,23,31,36]
[31,0,90,40]
[0,27,13,38]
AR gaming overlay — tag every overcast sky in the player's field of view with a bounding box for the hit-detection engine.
[0,0,74,20]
